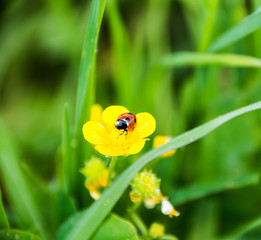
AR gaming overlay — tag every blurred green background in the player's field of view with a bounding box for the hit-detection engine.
[1,0,261,239]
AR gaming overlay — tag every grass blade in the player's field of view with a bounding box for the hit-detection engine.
[214,217,261,240]
[171,173,259,206]
[58,101,261,240]
[0,229,42,240]
[158,52,261,68]
[74,0,107,135]
[208,7,261,52]
[62,104,73,194]
[0,121,50,239]
[107,0,132,107]
[0,188,9,229]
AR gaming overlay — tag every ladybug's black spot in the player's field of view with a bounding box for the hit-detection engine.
[134,118,136,123]
[125,117,130,123]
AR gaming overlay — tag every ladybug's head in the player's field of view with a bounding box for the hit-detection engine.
[115,119,128,130]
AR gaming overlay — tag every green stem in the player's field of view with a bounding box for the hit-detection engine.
[107,156,117,187]
[129,211,149,237]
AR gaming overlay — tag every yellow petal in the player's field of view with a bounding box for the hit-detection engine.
[90,104,103,123]
[102,105,129,130]
[135,112,156,138]
[83,121,109,145]
[95,145,124,157]
[153,135,176,157]
[125,139,146,155]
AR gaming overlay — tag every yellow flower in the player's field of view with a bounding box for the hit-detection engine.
[81,157,108,200]
[149,223,165,239]
[83,105,156,156]
[153,135,176,157]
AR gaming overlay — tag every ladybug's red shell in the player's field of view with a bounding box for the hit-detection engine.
[116,113,137,132]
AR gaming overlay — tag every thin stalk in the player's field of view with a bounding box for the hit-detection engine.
[107,156,117,187]
[129,211,148,237]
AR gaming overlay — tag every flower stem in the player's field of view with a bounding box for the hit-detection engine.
[107,156,117,187]
[129,211,148,237]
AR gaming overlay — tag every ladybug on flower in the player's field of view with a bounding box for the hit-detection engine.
[115,113,137,138]
[83,105,156,156]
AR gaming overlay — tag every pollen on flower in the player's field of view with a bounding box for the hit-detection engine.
[80,157,108,200]
[149,222,165,239]
[153,135,176,157]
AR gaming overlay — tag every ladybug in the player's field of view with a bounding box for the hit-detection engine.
[115,113,137,138]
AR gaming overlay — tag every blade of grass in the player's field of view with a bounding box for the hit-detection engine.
[213,217,261,240]
[62,104,73,194]
[158,52,261,68]
[57,101,261,240]
[198,0,219,52]
[0,121,50,239]
[0,188,9,229]
[171,173,259,206]
[74,0,107,136]
[0,229,42,240]
[208,6,261,52]
[107,0,132,107]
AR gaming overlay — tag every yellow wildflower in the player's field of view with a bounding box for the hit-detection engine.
[153,135,176,157]
[130,169,180,218]
[83,105,156,156]
[81,157,108,200]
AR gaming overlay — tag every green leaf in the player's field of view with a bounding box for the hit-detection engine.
[171,173,259,206]
[58,101,261,240]
[56,213,138,240]
[92,214,138,240]
[0,188,9,229]
[208,7,261,52]
[0,229,42,240]
[0,121,50,239]
[74,0,107,135]
[158,52,261,68]
[161,234,179,240]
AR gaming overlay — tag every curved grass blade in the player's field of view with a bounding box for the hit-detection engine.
[0,229,42,240]
[213,217,261,240]
[0,121,50,239]
[158,52,261,68]
[0,188,9,229]
[171,173,259,206]
[208,7,261,52]
[58,101,261,240]
[74,0,107,135]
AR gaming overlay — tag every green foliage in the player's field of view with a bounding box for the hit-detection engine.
[0,230,42,240]
[0,122,50,239]
[0,189,9,229]
[58,102,261,240]
[1,0,261,240]
[208,6,261,52]
[92,214,138,240]
[172,173,259,205]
